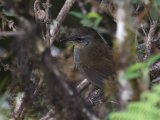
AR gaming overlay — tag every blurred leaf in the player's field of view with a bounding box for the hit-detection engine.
[87,12,101,19]
[122,55,160,81]
[0,77,9,93]
[146,55,160,67]
[96,27,107,33]
[70,11,102,30]
[132,0,140,4]
[2,10,15,17]
[87,12,102,28]
[121,71,141,80]
[122,63,143,80]
[69,11,86,19]
[149,0,160,20]
[0,48,9,58]
[0,92,10,120]
[127,63,144,72]
[109,84,160,120]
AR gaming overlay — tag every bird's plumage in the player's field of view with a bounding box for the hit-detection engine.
[69,27,116,88]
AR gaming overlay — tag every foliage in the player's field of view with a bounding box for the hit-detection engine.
[0,92,10,120]
[132,0,160,20]
[132,0,140,4]
[121,55,160,81]
[70,11,102,28]
[0,0,160,119]
[150,0,160,20]
[109,84,160,120]
[110,55,160,120]
[69,11,107,33]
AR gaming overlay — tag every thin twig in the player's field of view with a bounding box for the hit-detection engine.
[40,108,56,120]
[137,0,153,23]
[140,24,148,36]
[0,14,18,31]
[50,0,76,45]
[76,0,87,14]
[87,0,112,14]
[151,77,160,84]
[76,79,90,93]
[0,31,24,36]
[34,0,46,40]
[10,93,27,120]
[144,21,158,60]
[45,0,51,46]
[34,0,41,18]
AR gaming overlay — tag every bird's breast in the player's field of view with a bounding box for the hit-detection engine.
[74,48,80,68]
[74,48,89,74]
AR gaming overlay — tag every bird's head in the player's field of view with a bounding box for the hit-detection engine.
[62,27,100,48]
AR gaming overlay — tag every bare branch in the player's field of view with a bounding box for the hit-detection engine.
[45,0,51,46]
[76,0,87,14]
[77,79,90,93]
[144,21,158,60]
[50,0,76,44]
[0,31,24,37]
[10,93,27,120]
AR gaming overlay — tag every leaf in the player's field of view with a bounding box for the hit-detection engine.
[87,12,102,19]
[132,0,140,4]
[127,63,144,73]
[109,84,160,120]
[122,55,160,81]
[146,55,160,67]
[122,63,144,80]
[122,71,140,80]
[2,10,15,17]
[69,11,86,19]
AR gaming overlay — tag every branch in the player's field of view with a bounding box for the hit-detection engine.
[76,79,90,93]
[76,0,87,14]
[10,93,27,120]
[0,31,24,36]
[50,0,76,44]
[144,21,158,60]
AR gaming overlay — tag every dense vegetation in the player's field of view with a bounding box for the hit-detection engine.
[0,0,160,120]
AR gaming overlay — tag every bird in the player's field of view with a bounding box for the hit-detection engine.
[62,27,119,97]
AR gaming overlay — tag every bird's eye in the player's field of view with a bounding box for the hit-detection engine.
[76,37,85,42]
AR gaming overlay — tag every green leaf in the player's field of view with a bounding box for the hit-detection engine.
[87,12,101,19]
[132,0,140,4]
[122,63,143,80]
[87,12,102,28]
[122,55,160,81]
[69,11,86,19]
[141,92,160,105]
[127,63,144,73]
[122,71,140,80]
[109,84,160,120]
[2,10,15,17]
[69,11,103,32]
[146,55,160,67]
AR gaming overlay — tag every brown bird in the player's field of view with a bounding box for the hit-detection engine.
[63,27,118,96]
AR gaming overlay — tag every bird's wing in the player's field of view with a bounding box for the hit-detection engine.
[80,55,115,87]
